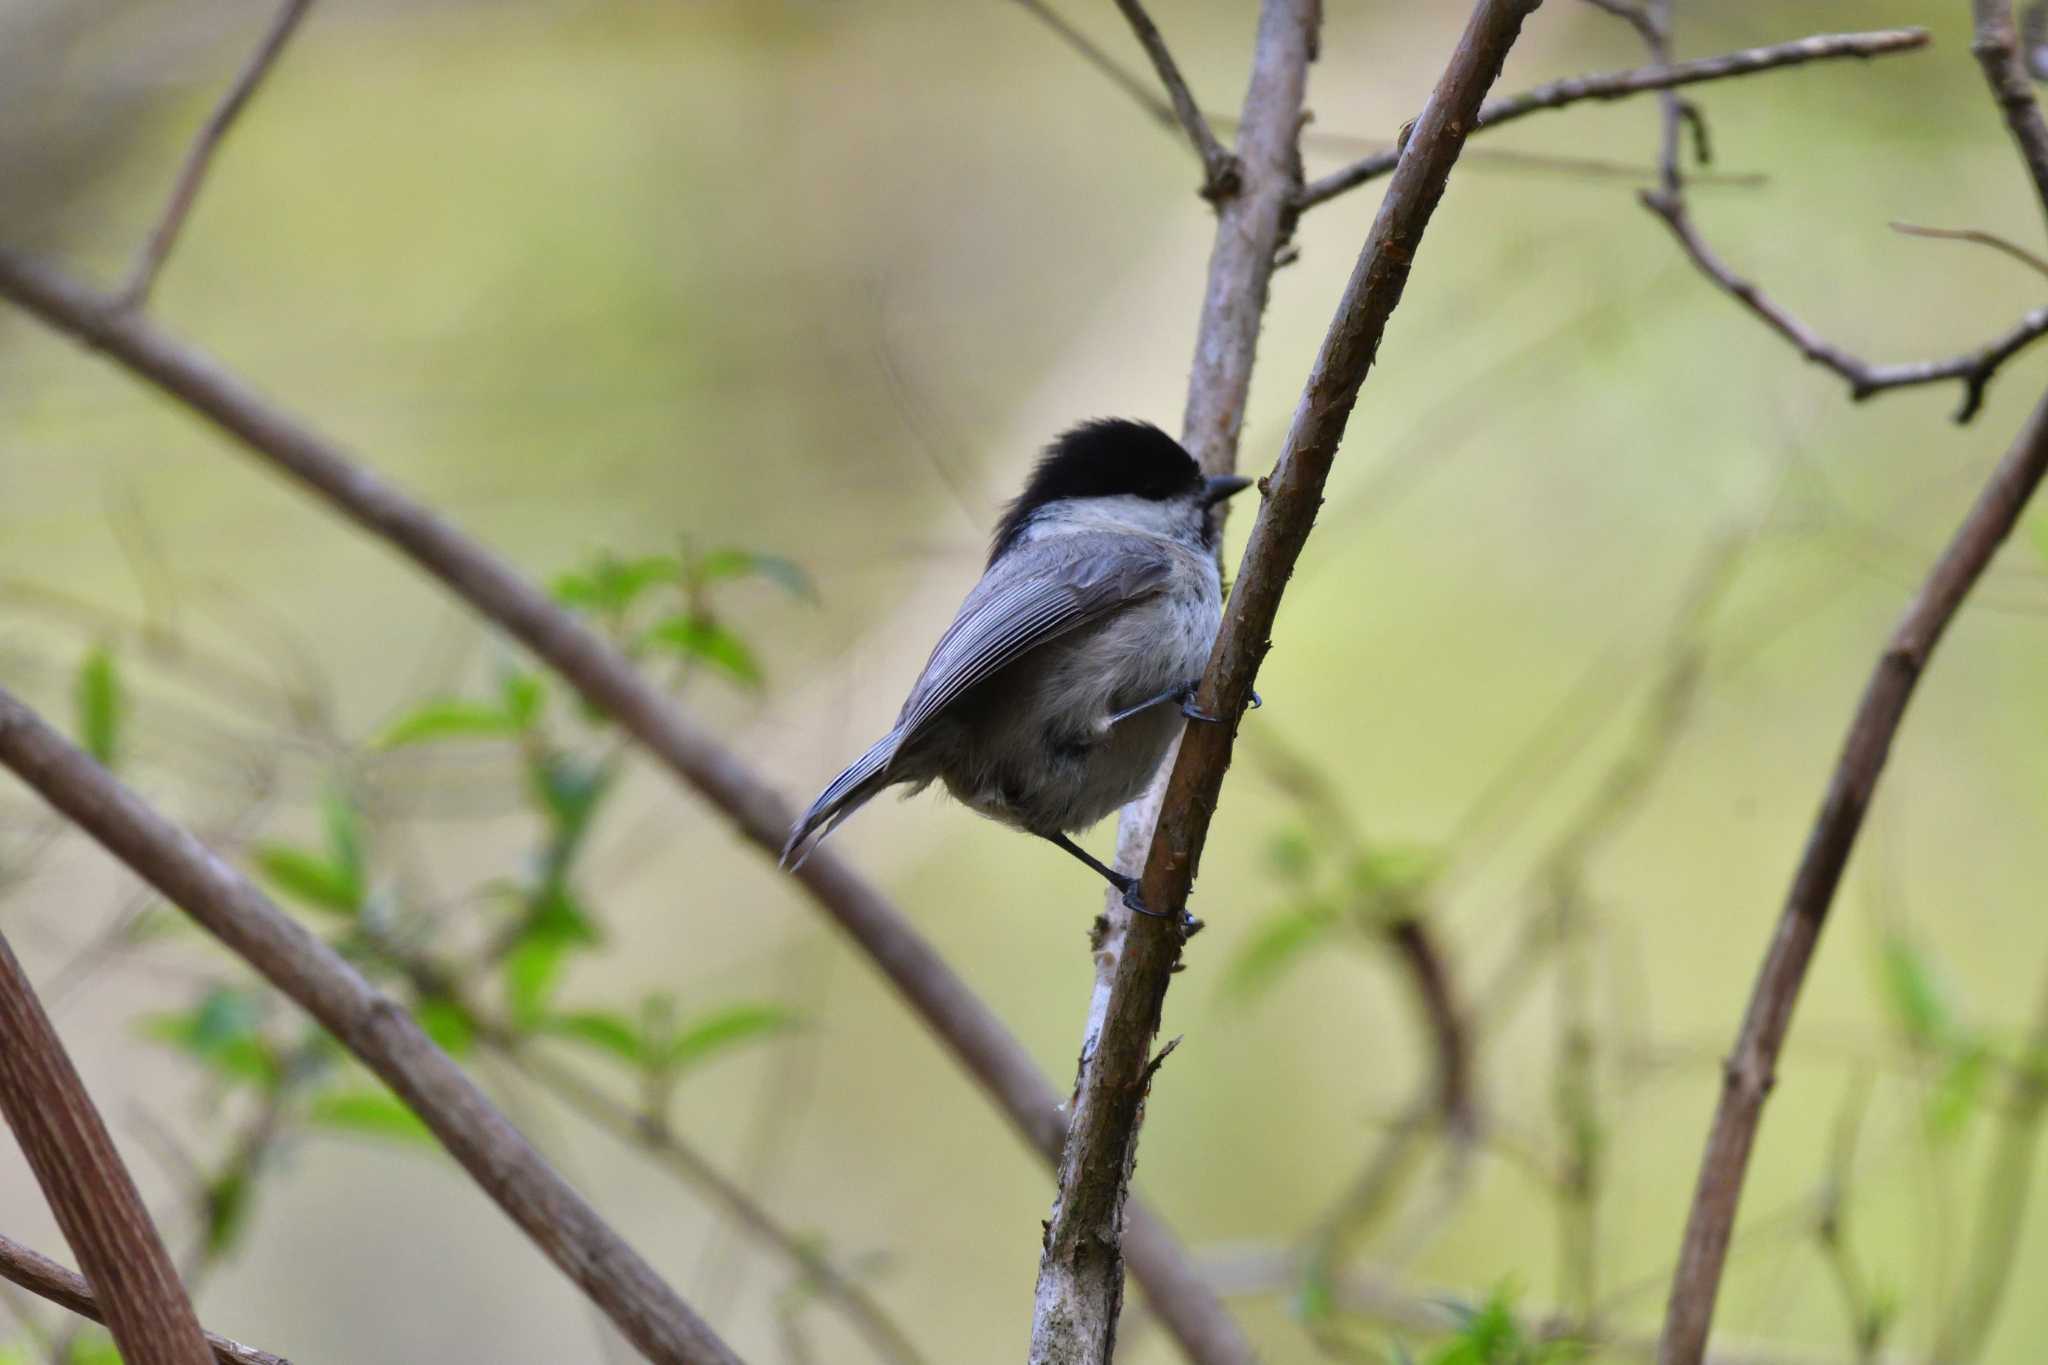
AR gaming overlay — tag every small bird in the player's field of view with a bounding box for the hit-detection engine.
[781,418,1253,916]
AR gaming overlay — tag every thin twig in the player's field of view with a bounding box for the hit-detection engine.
[0,1234,284,1365]
[1109,0,1240,198]
[1032,2,1542,1360]
[0,692,741,1365]
[1654,385,2048,1364]
[1643,196,2048,423]
[0,248,1246,1365]
[0,931,215,1365]
[1972,0,2048,243]
[114,0,314,312]
[1891,220,2048,281]
[1298,29,1929,209]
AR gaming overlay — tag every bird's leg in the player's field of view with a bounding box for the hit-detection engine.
[1180,686,1263,725]
[1041,832,1200,933]
[1104,685,1192,729]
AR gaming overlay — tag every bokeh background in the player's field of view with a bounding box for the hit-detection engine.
[4,0,2047,1361]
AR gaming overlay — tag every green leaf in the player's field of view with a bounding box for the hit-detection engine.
[500,670,547,728]
[376,698,522,748]
[551,553,682,614]
[307,1088,435,1145]
[323,787,364,889]
[252,844,361,917]
[694,548,816,601]
[645,614,763,687]
[140,988,280,1088]
[415,997,475,1057]
[667,1003,804,1073]
[541,1010,646,1066]
[1222,905,1337,1003]
[1927,1043,1992,1141]
[74,645,122,768]
[1879,935,1953,1049]
[1350,843,1443,900]
[204,1170,251,1256]
[505,934,573,1028]
[529,752,609,848]
[62,1333,121,1365]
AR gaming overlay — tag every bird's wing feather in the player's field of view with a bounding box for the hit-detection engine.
[894,533,1174,743]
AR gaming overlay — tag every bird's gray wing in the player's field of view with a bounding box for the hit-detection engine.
[894,533,1174,742]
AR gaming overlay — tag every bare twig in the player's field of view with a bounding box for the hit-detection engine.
[0,933,214,1365]
[0,247,1245,1364]
[1891,220,2048,281]
[114,0,314,312]
[0,1234,283,1365]
[1655,385,2048,1364]
[0,692,740,1365]
[1643,197,2048,422]
[1973,0,2048,241]
[1109,0,1240,198]
[1298,30,1929,209]
[1031,1,1542,1360]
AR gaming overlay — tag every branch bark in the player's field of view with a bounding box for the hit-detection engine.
[0,248,1244,1362]
[0,1233,284,1365]
[1972,0,2048,241]
[1030,1,1542,1359]
[1298,29,1928,209]
[0,933,214,1365]
[0,690,741,1365]
[1654,385,2048,1364]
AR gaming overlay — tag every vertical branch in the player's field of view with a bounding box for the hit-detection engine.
[1973,0,2048,239]
[1655,384,2048,1364]
[0,932,214,1365]
[1035,2,1320,1361]
[1035,1,1543,1359]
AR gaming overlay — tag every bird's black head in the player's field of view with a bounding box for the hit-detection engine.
[989,419,1212,565]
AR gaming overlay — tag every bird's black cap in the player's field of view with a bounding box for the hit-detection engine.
[989,419,1203,565]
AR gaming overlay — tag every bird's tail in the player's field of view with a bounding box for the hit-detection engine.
[779,730,904,871]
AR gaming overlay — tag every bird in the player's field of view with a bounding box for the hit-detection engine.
[780,418,1253,917]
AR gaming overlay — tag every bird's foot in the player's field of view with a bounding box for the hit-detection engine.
[1119,881,1203,936]
[1180,686,1262,725]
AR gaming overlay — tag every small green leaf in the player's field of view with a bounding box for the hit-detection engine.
[552,554,682,614]
[1879,935,1953,1049]
[376,698,522,748]
[74,646,122,768]
[323,787,364,889]
[62,1333,121,1365]
[252,844,361,917]
[140,988,280,1088]
[415,997,475,1057]
[1350,843,1443,898]
[529,752,609,847]
[695,548,816,601]
[667,1003,804,1073]
[204,1170,251,1255]
[541,1010,646,1066]
[1265,828,1318,883]
[1222,905,1337,1003]
[500,671,546,728]
[1927,1043,1992,1141]
[307,1088,435,1145]
[505,935,573,1028]
[645,615,763,687]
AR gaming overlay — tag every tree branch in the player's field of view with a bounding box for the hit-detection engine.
[1891,219,2048,281]
[1654,384,2048,1364]
[114,0,314,313]
[0,933,214,1365]
[0,1234,284,1365]
[0,247,1245,1364]
[1031,2,1541,1360]
[1972,0,2048,242]
[0,691,741,1365]
[1109,0,1240,198]
[1298,29,1929,210]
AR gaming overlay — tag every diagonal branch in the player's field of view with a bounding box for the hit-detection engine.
[0,690,741,1365]
[0,933,214,1365]
[0,248,1246,1365]
[1972,0,2048,242]
[1032,1,1542,1360]
[1891,219,2048,281]
[114,0,314,313]
[1298,29,1929,210]
[0,1234,284,1365]
[1109,0,1240,198]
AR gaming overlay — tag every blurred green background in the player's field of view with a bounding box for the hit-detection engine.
[6,0,2048,1361]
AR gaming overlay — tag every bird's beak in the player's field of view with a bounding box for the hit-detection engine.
[1202,474,1255,507]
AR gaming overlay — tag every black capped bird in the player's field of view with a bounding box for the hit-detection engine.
[780,418,1254,916]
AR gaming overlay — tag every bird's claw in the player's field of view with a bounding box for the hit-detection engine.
[1120,882,1203,936]
[1179,686,1263,725]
